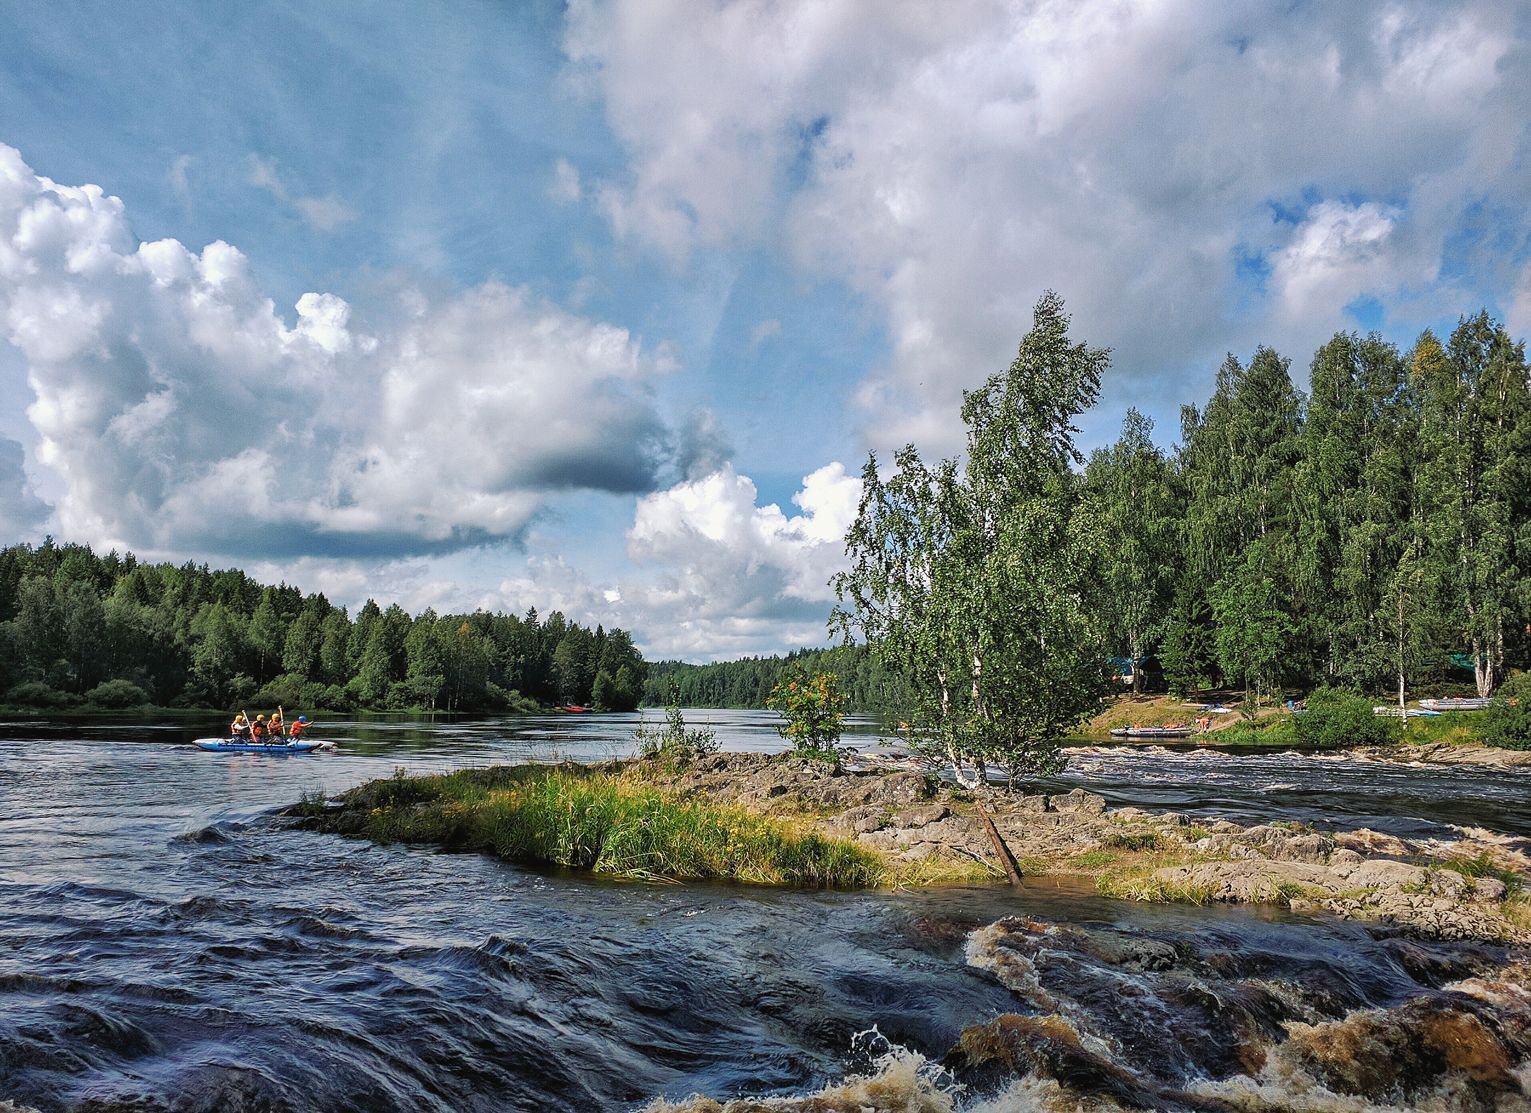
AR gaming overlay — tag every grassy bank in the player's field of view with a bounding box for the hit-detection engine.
[295,764,886,888]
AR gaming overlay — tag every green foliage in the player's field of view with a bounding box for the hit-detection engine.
[766,670,844,758]
[82,679,150,708]
[1081,408,1180,691]
[633,704,719,763]
[1436,851,1523,896]
[4,680,83,708]
[0,540,646,713]
[303,766,885,887]
[1481,672,1531,751]
[833,292,1109,785]
[1293,686,1402,749]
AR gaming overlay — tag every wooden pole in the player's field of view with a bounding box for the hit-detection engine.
[975,799,1024,888]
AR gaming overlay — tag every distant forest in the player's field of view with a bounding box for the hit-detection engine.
[0,540,646,713]
[642,645,912,716]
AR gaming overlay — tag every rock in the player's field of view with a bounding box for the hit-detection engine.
[892,804,950,829]
[1337,859,1428,891]
[1049,789,1107,815]
[1473,877,1507,901]
[1078,928,1179,972]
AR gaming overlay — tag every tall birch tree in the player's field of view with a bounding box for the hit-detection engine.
[833,292,1109,785]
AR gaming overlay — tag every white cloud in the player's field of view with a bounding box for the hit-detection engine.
[748,318,781,348]
[549,158,582,203]
[567,1,1531,453]
[0,435,48,537]
[246,154,357,232]
[1269,200,1408,322]
[0,143,674,559]
[620,460,860,657]
[1508,263,1531,341]
[168,154,192,201]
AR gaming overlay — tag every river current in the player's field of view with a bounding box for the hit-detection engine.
[1,713,1527,1111]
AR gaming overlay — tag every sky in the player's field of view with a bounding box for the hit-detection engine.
[1,1,1529,662]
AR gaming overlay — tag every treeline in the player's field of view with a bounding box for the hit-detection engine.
[642,644,912,713]
[0,539,647,713]
[1082,310,1528,702]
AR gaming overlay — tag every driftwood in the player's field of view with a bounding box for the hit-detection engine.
[975,800,1024,888]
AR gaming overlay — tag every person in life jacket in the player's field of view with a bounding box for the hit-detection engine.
[268,709,285,738]
[288,715,309,739]
[251,714,267,742]
[230,712,250,740]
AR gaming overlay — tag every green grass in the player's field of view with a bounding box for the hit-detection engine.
[1097,870,1218,905]
[1435,851,1525,896]
[1103,830,1162,851]
[1072,849,1120,869]
[1207,719,1300,748]
[296,764,885,888]
[1400,714,1484,747]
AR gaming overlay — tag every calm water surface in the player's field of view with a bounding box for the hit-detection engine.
[1,713,1526,1111]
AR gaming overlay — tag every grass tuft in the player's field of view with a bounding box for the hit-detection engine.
[299,765,885,888]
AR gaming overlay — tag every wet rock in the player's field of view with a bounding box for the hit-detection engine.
[1079,928,1179,972]
[945,1013,1230,1112]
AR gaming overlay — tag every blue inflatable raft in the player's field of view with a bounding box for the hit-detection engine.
[195,737,326,754]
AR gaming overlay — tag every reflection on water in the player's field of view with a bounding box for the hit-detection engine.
[0,713,1527,1111]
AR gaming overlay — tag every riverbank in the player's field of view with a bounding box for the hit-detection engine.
[300,751,1531,944]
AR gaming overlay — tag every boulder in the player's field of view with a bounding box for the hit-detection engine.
[1048,789,1107,815]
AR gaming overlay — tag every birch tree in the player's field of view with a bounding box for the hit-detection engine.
[832,292,1109,785]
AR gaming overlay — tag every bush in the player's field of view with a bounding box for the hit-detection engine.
[83,679,150,708]
[765,670,845,759]
[1294,686,1400,748]
[634,704,718,763]
[1482,673,1531,751]
[4,680,82,708]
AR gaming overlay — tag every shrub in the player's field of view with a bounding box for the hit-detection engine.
[5,681,82,708]
[1294,686,1400,748]
[1482,673,1531,751]
[634,704,718,762]
[765,670,845,759]
[83,679,150,708]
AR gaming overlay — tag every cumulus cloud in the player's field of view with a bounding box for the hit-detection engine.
[0,435,48,537]
[566,1,1531,452]
[621,461,860,658]
[0,144,673,559]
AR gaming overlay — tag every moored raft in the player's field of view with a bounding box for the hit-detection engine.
[1418,697,1492,712]
[1109,725,1195,739]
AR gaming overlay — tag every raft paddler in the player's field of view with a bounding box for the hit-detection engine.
[230,711,251,740]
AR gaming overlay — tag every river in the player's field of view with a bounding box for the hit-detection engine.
[1,712,1527,1111]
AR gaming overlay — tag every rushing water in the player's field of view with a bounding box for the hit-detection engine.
[1,713,1528,1112]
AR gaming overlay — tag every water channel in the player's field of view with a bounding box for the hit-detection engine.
[1,712,1526,1111]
